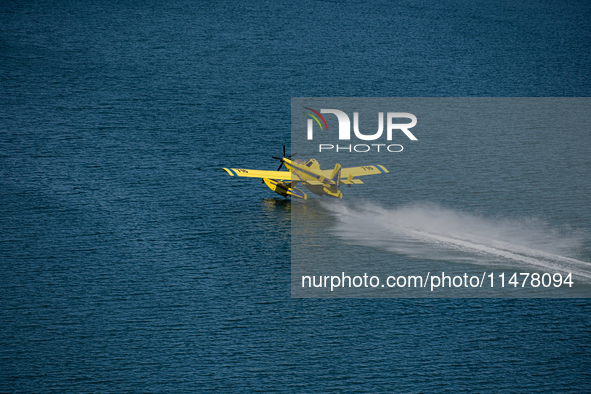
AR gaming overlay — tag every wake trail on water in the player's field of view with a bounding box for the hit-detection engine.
[320,200,591,282]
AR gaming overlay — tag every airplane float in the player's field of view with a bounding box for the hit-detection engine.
[223,146,388,200]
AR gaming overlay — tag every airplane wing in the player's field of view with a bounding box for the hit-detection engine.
[320,165,389,179]
[341,165,389,177]
[223,168,301,180]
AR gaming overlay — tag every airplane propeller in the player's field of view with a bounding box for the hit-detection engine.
[272,145,297,171]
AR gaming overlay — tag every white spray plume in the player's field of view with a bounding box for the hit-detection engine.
[320,200,591,282]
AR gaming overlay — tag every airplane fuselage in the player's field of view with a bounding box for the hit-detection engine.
[282,158,342,199]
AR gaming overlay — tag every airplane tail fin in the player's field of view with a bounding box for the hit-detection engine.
[330,163,341,187]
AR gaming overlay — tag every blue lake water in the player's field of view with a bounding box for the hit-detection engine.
[1,0,591,392]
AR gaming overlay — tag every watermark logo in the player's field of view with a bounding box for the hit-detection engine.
[305,108,417,153]
[305,107,329,134]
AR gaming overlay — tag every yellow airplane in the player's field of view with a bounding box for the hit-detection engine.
[223,147,389,200]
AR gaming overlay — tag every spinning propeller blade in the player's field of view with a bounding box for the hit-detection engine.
[272,145,295,171]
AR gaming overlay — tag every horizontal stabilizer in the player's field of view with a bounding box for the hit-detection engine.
[341,179,364,185]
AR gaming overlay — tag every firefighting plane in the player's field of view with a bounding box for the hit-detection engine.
[223,146,388,200]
